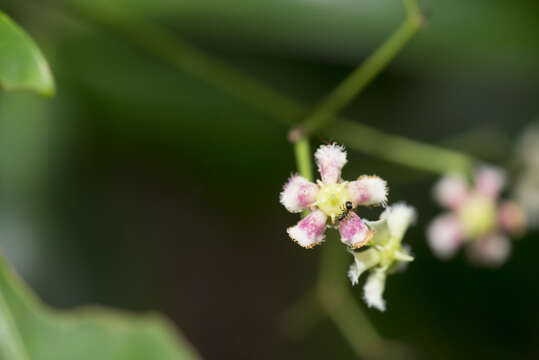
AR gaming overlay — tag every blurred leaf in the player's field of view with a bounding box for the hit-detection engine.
[0,11,55,96]
[0,254,200,360]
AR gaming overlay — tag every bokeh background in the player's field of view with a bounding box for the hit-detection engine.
[1,0,539,359]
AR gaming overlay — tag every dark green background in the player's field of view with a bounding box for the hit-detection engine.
[1,0,538,359]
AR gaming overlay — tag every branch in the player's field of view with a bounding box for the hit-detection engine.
[290,0,425,142]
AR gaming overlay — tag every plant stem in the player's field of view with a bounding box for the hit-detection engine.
[294,0,424,140]
[61,0,475,177]
[294,138,314,181]
[317,238,383,359]
[328,120,475,175]
[56,0,304,126]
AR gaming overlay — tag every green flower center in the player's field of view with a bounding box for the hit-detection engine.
[457,194,496,239]
[315,182,351,223]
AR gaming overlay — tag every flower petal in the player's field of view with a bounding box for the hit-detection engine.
[380,203,417,239]
[338,212,373,249]
[389,245,414,274]
[363,267,387,311]
[347,175,388,207]
[427,214,465,259]
[314,143,347,184]
[433,174,469,209]
[348,248,381,285]
[280,175,319,213]
[394,249,414,262]
[287,210,327,248]
[466,233,511,268]
[347,264,361,286]
[498,201,527,236]
[475,166,506,199]
[515,175,539,228]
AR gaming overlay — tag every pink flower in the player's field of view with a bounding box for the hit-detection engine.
[427,166,526,267]
[280,144,388,249]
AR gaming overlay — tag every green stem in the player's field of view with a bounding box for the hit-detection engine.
[294,138,314,181]
[317,236,384,359]
[328,120,475,175]
[59,0,475,177]
[279,288,324,340]
[296,0,423,140]
[57,0,304,126]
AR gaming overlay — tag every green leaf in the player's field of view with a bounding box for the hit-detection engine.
[0,11,55,96]
[0,254,200,360]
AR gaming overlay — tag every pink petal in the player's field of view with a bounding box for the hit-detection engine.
[347,176,388,207]
[433,174,469,210]
[338,212,373,249]
[314,143,347,184]
[287,210,328,248]
[427,214,465,259]
[466,233,511,268]
[475,166,506,199]
[498,201,527,237]
[280,175,319,213]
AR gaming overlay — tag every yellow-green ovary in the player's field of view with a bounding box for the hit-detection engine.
[316,183,351,222]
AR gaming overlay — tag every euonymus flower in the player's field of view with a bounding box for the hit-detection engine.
[348,203,416,311]
[280,143,387,249]
[427,166,526,267]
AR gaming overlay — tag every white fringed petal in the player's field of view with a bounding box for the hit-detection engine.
[347,176,388,207]
[475,166,506,199]
[433,174,469,209]
[314,143,347,184]
[394,249,414,263]
[390,245,414,274]
[380,203,417,239]
[427,214,465,260]
[347,264,361,286]
[287,209,327,248]
[347,248,380,285]
[280,175,319,213]
[338,212,373,249]
[363,267,387,311]
[467,233,511,268]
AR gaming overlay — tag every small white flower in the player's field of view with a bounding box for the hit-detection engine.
[348,203,416,311]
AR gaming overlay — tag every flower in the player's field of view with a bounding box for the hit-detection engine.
[427,166,526,267]
[348,203,416,311]
[280,143,388,249]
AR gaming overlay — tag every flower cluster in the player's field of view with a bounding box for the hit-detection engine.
[427,166,526,267]
[348,203,416,311]
[280,144,417,311]
[280,144,388,249]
